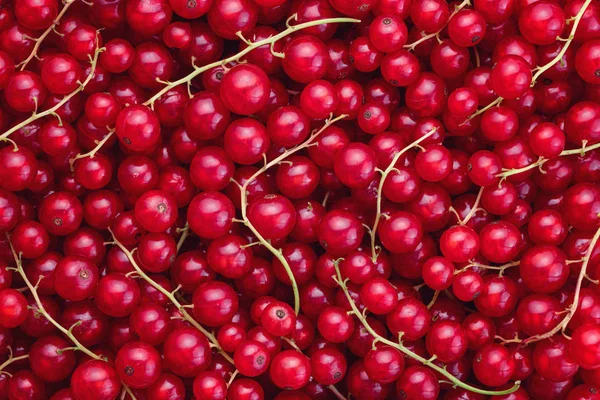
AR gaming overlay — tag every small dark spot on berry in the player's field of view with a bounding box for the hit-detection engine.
[79,270,90,279]
[276,309,285,318]
[349,55,354,63]
[595,69,600,77]
[543,78,552,86]
[187,0,196,7]
[364,110,372,119]
[358,4,368,11]
[257,355,265,365]
[53,218,63,226]
[125,366,134,376]
[334,371,341,379]
[398,390,407,399]
[123,137,131,145]
[132,331,140,340]
[390,79,398,85]
[475,355,482,363]
[320,240,328,249]
[591,388,598,394]
[157,203,167,213]
[170,255,176,264]
[473,291,480,299]
[265,194,277,199]
[382,18,392,25]
[467,163,472,171]
[472,36,480,43]
[216,71,224,80]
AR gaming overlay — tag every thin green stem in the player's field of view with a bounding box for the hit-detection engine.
[107,229,235,365]
[530,0,593,85]
[238,114,347,315]
[522,225,600,345]
[333,262,521,396]
[69,129,115,170]
[370,127,439,261]
[0,45,104,142]
[459,187,484,226]
[176,223,190,253]
[18,0,76,71]
[6,234,103,361]
[143,17,360,107]
[0,354,28,373]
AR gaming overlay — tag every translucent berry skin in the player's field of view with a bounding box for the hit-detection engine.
[318,210,364,256]
[71,360,121,400]
[334,143,378,189]
[184,91,231,140]
[478,221,521,264]
[192,280,239,327]
[220,64,270,116]
[282,35,328,83]
[491,55,532,100]
[187,191,234,240]
[473,344,515,387]
[518,1,565,45]
[163,327,212,377]
[115,341,162,389]
[269,350,312,390]
[247,194,296,240]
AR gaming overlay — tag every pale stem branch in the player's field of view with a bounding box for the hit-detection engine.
[18,0,76,71]
[143,17,360,107]
[522,225,600,345]
[459,187,484,226]
[369,128,439,261]
[333,263,521,396]
[107,229,235,365]
[237,114,348,315]
[69,130,115,170]
[0,45,104,142]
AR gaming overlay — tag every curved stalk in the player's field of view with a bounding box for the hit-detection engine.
[107,229,235,365]
[18,0,77,71]
[369,128,438,261]
[333,262,521,396]
[143,17,360,107]
[0,45,104,142]
[237,114,347,315]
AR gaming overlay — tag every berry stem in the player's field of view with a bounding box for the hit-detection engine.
[464,0,592,122]
[238,113,348,315]
[530,0,593,85]
[17,0,76,71]
[369,127,439,261]
[0,353,29,374]
[523,225,600,345]
[403,0,471,51]
[6,234,104,361]
[0,45,104,142]
[107,229,235,365]
[176,222,190,253]
[459,186,484,225]
[333,262,521,396]
[69,129,115,170]
[143,17,360,107]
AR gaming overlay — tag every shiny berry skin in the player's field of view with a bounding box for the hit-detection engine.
[478,221,521,263]
[386,297,431,341]
[311,347,347,385]
[38,191,83,236]
[474,276,518,317]
[529,122,565,159]
[396,365,439,400]
[425,320,468,363]
[11,220,49,259]
[519,1,565,45]
[193,371,227,400]
[261,301,296,336]
[234,339,271,377]
[0,288,28,328]
[184,91,230,140]
[411,0,449,33]
[0,145,38,192]
[115,105,161,151]
[360,277,398,315]
[53,256,99,301]
[71,360,121,400]
[5,71,47,112]
[163,327,212,377]
[224,118,270,165]
[520,245,569,294]
[300,80,338,120]
[267,105,310,148]
[220,64,270,116]
[379,211,423,254]
[473,344,515,387]
[570,324,600,370]
[134,190,178,233]
[270,350,312,390]
[422,256,455,290]
[369,14,408,53]
[188,191,234,239]
[95,273,140,318]
[282,35,328,83]
[491,55,532,100]
[448,9,486,47]
[318,209,364,256]
[317,306,355,343]
[334,143,378,189]
[193,280,239,327]
[248,194,296,240]
[126,0,172,36]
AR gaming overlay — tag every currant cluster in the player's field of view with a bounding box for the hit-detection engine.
[1,0,600,398]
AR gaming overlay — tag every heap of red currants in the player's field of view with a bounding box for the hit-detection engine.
[2,0,600,398]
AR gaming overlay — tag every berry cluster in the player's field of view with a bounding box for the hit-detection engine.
[0,0,600,399]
